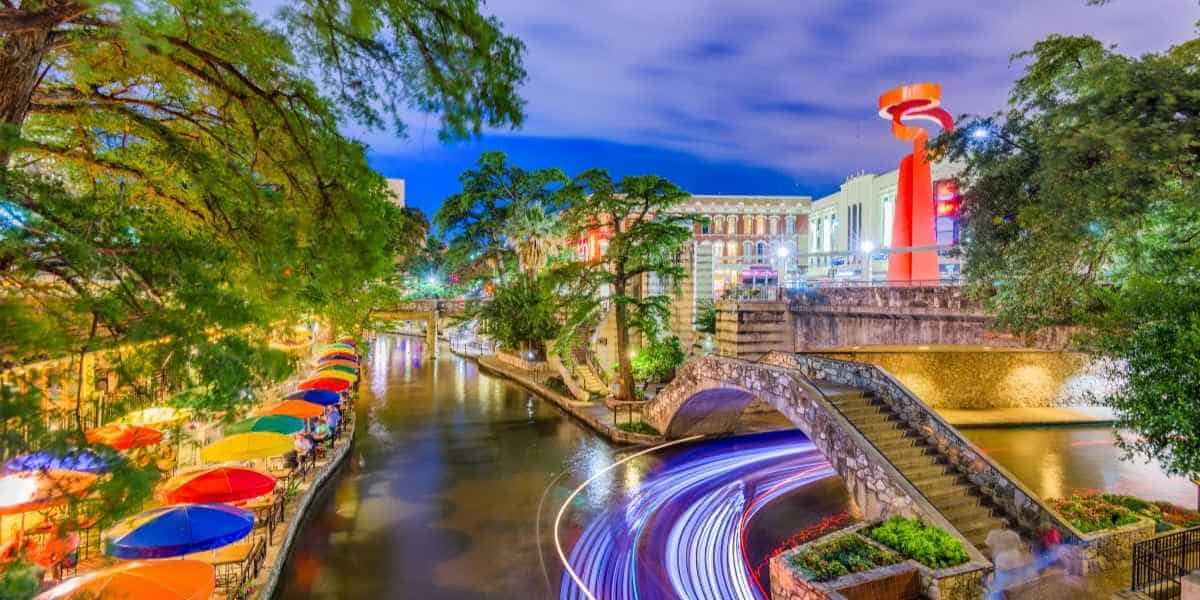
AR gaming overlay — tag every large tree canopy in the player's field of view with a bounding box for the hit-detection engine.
[939,34,1200,477]
[0,0,524,418]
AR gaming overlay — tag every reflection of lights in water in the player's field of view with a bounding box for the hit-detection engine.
[1039,450,1064,500]
[561,433,835,600]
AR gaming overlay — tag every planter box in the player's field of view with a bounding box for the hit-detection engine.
[1061,517,1157,575]
[770,523,989,600]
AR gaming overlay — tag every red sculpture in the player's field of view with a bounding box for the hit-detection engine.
[878,83,953,282]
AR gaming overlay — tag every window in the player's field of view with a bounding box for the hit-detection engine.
[743,240,753,258]
[755,241,766,262]
[726,240,737,257]
[713,215,723,234]
[848,203,863,253]
[700,216,710,235]
[768,216,778,236]
[713,242,723,257]
[786,217,795,235]
[756,215,766,235]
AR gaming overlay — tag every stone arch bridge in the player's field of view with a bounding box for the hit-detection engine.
[644,353,1084,559]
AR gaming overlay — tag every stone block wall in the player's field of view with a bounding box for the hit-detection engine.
[715,301,795,360]
[1062,518,1156,575]
[762,352,1085,549]
[769,553,837,600]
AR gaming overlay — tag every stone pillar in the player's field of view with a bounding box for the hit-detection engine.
[714,301,795,361]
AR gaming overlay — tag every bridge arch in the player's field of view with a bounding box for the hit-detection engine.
[645,356,955,530]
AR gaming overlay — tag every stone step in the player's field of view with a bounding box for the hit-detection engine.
[878,444,932,462]
[899,463,951,481]
[890,453,946,471]
[929,491,980,512]
[923,482,975,502]
[856,420,907,436]
[873,436,927,453]
[941,502,996,524]
[828,393,873,407]
[958,516,1006,544]
[908,471,965,490]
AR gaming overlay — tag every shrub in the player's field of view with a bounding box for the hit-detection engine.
[544,376,571,396]
[616,421,659,435]
[630,336,685,383]
[1048,494,1141,533]
[867,516,969,569]
[789,534,901,582]
[693,300,717,334]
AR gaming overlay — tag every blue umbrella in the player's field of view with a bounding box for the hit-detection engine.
[6,449,110,474]
[105,504,254,559]
[284,389,340,406]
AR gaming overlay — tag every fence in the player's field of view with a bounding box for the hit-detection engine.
[1132,526,1200,599]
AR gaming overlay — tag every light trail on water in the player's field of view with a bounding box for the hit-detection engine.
[559,431,836,600]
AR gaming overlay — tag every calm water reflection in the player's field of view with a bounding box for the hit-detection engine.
[964,427,1197,507]
[278,335,1193,599]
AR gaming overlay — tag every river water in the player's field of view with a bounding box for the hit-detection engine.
[278,334,1195,599]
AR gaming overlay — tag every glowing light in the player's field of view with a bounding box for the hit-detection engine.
[859,241,875,254]
[775,246,790,258]
[970,126,991,140]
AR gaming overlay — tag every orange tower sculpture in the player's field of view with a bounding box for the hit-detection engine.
[878,83,953,282]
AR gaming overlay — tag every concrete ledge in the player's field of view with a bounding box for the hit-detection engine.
[256,419,356,599]
[475,355,662,446]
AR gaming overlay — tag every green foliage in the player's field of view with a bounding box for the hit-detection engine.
[435,152,573,282]
[867,516,969,569]
[0,559,41,600]
[559,171,695,399]
[631,336,684,383]
[789,534,901,582]
[1050,493,1200,533]
[1049,494,1141,533]
[935,32,1200,478]
[694,300,717,335]
[473,273,561,353]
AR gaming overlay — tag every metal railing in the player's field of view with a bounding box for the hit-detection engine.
[1132,526,1200,599]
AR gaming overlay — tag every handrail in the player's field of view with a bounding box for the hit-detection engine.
[763,351,1087,545]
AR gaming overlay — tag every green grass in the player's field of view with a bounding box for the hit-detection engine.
[789,533,902,582]
[866,516,969,569]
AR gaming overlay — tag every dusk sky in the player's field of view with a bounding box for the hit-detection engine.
[255,1,1200,218]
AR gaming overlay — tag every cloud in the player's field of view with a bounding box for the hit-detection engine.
[410,0,1198,179]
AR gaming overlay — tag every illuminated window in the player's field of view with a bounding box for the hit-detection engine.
[743,240,753,257]
[786,217,795,235]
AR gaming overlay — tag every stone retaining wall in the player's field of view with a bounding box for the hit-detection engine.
[1062,518,1156,575]
[761,352,1086,549]
[494,350,552,377]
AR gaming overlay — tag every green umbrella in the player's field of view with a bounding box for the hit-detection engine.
[319,364,358,376]
[224,415,304,436]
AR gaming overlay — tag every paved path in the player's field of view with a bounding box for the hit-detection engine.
[936,406,1115,428]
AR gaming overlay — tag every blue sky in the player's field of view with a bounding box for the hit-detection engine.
[253,1,1200,218]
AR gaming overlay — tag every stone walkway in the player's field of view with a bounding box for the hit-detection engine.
[937,406,1116,428]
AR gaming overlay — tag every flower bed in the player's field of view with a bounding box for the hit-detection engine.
[866,516,970,569]
[788,532,902,582]
[1049,493,1200,533]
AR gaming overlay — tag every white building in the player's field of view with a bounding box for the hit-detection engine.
[385,178,406,208]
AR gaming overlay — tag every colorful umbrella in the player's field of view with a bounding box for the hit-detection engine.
[298,377,351,393]
[336,337,357,347]
[37,560,215,600]
[316,358,359,370]
[225,414,304,435]
[6,449,110,474]
[315,369,356,383]
[319,364,358,376]
[161,466,275,505]
[324,343,355,352]
[319,351,358,363]
[0,471,98,516]
[118,406,186,427]
[105,504,253,559]
[284,389,340,406]
[260,399,325,419]
[86,424,163,450]
[200,432,294,462]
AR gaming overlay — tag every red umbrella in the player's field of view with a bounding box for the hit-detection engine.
[86,424,163,451]
[161,466,276,504]
[298,377,351,393]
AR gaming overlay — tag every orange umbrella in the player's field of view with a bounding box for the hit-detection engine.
[0,471,98,516]
[86,424,163,450]
[36,559,214,599]
[260,399,324,419]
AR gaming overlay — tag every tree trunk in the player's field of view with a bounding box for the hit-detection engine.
[0,27,51,168]
[613,277,636,400]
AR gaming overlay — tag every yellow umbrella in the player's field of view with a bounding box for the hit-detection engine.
[315,369,356,383]
[118,407,186,428]
[199,433,292,463]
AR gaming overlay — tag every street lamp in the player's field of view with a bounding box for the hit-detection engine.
[860,241,876,283]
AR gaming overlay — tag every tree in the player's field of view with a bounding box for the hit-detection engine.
[694,300,717,335]
[434,152,571,283]
[562,171,694,399]
[0,0,525,573]
[472,272,561,356]
[936,34,1200,477]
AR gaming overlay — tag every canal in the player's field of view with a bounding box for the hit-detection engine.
[278,334,1195,599]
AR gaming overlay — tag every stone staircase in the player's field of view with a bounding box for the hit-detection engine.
[571,347,608,397]
[822,384,1007,553]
